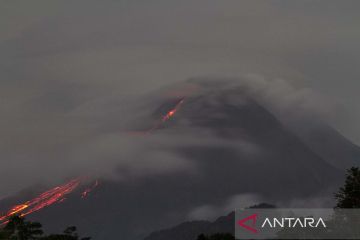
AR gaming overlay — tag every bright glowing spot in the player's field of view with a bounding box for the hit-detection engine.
[162,98,184,122]
[0,178,81,225]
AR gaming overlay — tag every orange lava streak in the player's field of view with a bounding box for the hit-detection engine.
[162,98,184,122]
[126,98,186,136]
[8,204,29,216]
[0,178,81,224]
[1,97,185,224]
[81,180,99,199]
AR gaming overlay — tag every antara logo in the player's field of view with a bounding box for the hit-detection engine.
[237,214,258,233]
[261,217,327,228]
[237,214,326,234]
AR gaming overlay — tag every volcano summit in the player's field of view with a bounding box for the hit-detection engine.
[1,79,358,239]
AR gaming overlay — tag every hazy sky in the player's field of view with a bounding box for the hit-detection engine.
[1,0,360,196]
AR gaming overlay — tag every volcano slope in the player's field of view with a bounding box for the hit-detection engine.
[1,81,358,240]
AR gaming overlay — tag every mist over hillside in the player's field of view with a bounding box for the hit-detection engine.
[1,79,357,239]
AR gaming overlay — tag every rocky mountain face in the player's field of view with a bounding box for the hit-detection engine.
[1,82,358,240]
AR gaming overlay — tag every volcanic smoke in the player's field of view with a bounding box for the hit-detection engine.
[0,97,184,224]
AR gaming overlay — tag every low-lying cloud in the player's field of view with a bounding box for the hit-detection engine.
[0,75,335,198]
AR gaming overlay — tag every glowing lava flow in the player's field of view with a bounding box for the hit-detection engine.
[1,97,184,224]
[162,98,184,122]
[81,180,99,199]
[0,178,81,224]
[126,97,186,136]
[142,97,185,134]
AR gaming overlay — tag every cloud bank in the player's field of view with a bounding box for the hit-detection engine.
[1,0,358,198]
[0,74,335,199]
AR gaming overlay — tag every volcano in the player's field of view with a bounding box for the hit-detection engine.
[1,80,359,240]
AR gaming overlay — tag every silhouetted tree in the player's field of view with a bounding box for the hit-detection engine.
[335,167,360,208]
[277,167,360,239]
[197,233,207,240]
[0,216,90,240]
[41,225,90,240]
[196,233,234,240]
[0,215,43,240]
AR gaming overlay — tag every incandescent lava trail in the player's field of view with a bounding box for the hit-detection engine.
[0,97,184,224]
[161,98,184,122]
[144,97,185,134]
[0,178,81,224]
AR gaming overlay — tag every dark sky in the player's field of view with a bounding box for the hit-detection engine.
[1,0,360,197]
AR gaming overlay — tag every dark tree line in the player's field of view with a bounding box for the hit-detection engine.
[197,233,234,240]
[0,216,90,240]
[1,167,358,240]
[335,167,360,208]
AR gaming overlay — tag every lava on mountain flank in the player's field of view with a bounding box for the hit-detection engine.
[0,178,99,225]
[0,97,184,224]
